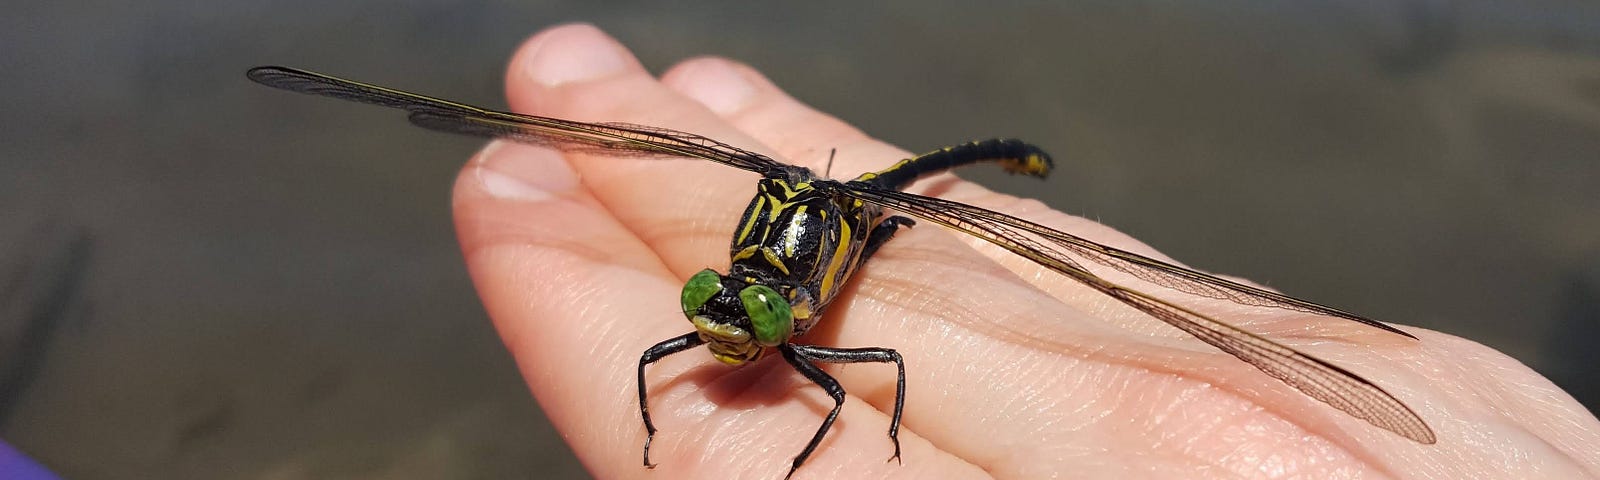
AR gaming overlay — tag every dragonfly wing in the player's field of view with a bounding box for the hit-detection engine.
[247,65,482,116]
[249,66,787,175]
[841,187,1415,338]
[1104,282,1436,443]
[407,113,787,173]
[833,184,1435,444]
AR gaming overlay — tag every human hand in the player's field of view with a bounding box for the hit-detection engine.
[452,24,1600,479]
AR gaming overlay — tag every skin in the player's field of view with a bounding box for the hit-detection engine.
[453,24,1600,479]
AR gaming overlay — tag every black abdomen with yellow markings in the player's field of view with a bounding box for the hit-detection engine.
[855,138,1053,191]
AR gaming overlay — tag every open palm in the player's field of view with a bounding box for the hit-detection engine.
[452,24,1600,479]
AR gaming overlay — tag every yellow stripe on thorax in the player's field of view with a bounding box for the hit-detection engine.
[816,219,855,301]
[734,195,766,245]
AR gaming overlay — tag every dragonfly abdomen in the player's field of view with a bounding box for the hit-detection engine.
[853,138,1055,191]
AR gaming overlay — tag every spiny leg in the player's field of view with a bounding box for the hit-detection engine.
[638,332,704,468]
[778,344,906,479]
[861,216,915,262]
[790,344,906,464]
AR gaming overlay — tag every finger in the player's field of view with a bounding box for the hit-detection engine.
[658,57,881,177]
[455,24,722,478]
[455,137,705,477]
[502,24,772,280]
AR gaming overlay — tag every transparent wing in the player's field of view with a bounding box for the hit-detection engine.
[843,186,1415,338]
[246,66,787,174]
[834,184,1436,444]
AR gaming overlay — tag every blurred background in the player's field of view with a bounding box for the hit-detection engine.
[3,1,1598,478]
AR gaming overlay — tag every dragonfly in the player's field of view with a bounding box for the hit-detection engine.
[247,65,1436,478]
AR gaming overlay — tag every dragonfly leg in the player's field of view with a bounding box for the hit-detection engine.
[861,216,915,262]
[780,343,906,479]
[638,332,704,468]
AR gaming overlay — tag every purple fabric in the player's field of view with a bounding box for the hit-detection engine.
[0,440,59,480]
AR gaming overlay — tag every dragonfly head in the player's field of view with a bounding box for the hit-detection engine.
[680,268,794,366]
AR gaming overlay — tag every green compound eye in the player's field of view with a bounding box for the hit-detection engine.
[739,285,794,346]
[680,269,723,318]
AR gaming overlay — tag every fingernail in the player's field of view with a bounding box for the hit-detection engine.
[472,142,579,201]
[674,58,756,115]
[523,24,634,87]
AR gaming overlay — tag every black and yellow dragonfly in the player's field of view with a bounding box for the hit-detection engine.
[248,65,1436,478]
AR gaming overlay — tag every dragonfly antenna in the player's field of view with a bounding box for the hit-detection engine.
[824,148,837,178]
